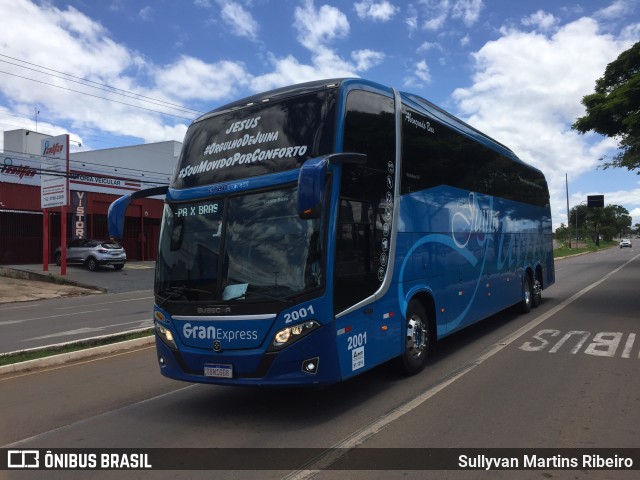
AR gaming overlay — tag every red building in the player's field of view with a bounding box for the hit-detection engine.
[1,129,179,265]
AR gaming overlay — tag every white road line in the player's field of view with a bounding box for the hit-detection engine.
[3,362,198,448]
[283,252,640,480]
[3,254,638,465]
[0,309,110,326]
[24,319,152,341]
[54,296,154,310]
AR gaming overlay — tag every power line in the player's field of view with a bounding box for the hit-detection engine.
[0,69,197,121]
[0,54,205,116]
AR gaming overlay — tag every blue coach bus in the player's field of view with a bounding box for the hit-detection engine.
[108,78,554,386]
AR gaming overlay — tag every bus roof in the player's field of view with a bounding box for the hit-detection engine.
[194,78,346,123]
[191,77,543,176]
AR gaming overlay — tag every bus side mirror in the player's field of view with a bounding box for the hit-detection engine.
[297,153,366,219]
[108,186,169,239]
[108,194,133,240]
[298,157,328,219]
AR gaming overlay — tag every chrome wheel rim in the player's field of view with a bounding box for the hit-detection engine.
[406,316,426,359]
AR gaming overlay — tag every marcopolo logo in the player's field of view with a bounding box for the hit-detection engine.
[182,323,258,342]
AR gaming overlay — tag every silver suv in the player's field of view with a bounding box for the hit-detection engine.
[55,239,127,271]
[620,238,632,248]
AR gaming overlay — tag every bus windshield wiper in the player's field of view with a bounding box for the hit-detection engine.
[158,285,212,306]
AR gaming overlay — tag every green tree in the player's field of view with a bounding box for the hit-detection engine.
[585,207,607,246]
[554,223,570,246]
[608,204,632,237]
[570,204,631,245]
[572,42,640,172]
[569,204,590,242]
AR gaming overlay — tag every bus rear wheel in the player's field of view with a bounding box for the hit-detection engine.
[399,299,431,375]
[521,275,533,313]
[532,279,542,308]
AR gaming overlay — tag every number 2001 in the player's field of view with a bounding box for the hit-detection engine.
[284,305,315,324]
[348,332,367,350]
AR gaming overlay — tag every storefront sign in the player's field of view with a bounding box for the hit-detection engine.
[72,191,87,240]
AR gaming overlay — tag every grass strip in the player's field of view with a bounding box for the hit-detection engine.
[554,240,616,259]
[0,328,153,366]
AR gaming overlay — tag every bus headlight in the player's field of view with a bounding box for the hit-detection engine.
[154,320,178,350]
[269,321,320,351]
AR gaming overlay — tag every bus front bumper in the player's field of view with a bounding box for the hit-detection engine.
[154,326,341,387]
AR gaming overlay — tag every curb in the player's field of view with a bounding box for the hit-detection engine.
[0,332,155,376]
[0,266,107,293]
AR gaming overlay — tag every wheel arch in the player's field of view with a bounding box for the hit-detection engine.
[534,263,544,290]
[403,287,437,344]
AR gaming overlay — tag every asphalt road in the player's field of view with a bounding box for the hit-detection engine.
[0,263,155,353]
[1,247,639,479]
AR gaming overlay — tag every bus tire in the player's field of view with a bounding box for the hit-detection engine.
[521,275,533,314]
[532,278,542,308]
[399,299,431,375]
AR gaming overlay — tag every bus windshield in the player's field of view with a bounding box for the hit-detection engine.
[155,187,324,304]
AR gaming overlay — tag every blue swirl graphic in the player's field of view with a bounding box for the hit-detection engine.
[398,233,488,331]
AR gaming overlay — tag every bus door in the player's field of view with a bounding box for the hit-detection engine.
[333,88,399,378]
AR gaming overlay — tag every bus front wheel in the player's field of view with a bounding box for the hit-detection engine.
[399,299,431,375]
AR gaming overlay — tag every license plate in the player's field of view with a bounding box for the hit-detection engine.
[204,363,233,378]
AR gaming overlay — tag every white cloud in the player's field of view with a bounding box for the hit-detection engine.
[154,56,250,102]
[403,59,432,88]
[595,0,635,20]
[452,16,637,228]
[250,50,356,92]
[629,207,640,226]
[423,13,448,31]
[250,43,386,93]
[416,41,441,54]
[415,60,431,82]
[294,0,350,50]
[405,4,418,33]
[521,10,558,31]
[0,0,253,146]
[351,49,385,70]
[451,0,484,27]
[0,0,388,146]
[218,1,259,41]
[138,6,154,22]
[242,0,384,93]
[417,0,484,31]
[354,1,398,22]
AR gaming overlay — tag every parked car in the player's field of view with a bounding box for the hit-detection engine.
[620,238,632,248]
[55,239,127,271]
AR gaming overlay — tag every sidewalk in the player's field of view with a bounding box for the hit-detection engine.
[0,261,155,304]
[0,276,98,304]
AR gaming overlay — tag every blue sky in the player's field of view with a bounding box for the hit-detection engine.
[0,0,639,229]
